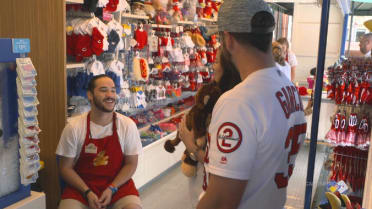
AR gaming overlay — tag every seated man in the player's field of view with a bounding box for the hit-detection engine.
[56,75,142,209]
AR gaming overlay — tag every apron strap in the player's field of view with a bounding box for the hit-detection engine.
[86,112,117,140]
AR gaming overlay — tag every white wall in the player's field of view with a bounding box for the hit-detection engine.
[291,1,344,84]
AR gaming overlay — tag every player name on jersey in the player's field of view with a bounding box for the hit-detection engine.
[275,85,304,119]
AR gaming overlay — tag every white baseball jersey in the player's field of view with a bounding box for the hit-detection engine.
[204,66,306,209]
[56,112,142,163]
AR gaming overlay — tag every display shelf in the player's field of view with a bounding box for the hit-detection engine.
[65,0,83,4]
[122,13,149,20]
[200,17,217,23]
[177,20,195,25]
[151,24,173,29]
[133,130,185,189]
[139,107,191,133]
[66,62,85,69]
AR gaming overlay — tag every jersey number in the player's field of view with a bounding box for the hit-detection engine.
[275,123,307,189]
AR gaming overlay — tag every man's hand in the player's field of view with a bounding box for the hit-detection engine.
[179,115,196,152]
[87,191,104,209]
[99,188,113,207]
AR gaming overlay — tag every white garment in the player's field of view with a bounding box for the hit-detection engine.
[205,67,306,209]
[365,50,371,57]
[287,51,297,67]
[148,35,159,53]
[56,112,142,163]
[275,62,291,81]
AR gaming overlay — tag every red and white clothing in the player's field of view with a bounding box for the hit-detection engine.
[56,112,142,206]
[204,67,306,209]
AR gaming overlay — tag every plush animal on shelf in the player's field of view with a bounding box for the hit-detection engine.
[164,81,222,177]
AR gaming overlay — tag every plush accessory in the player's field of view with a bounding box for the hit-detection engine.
[106,0,119,12]
[144,1,156,18]
[164,81,222,177]
[203,1,212,18]
[91,27,104,56]
[345,113,358,146]
[153,0,171,24]
[192,33,206,47]
[74,35,93,62]
[135,27,148,50]
[107,30,120,52]
[326,113,340,144]
[133,57,150,81]
[169,1,184,22]
[357,115,370,148]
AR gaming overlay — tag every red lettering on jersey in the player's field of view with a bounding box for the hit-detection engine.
[221,129,233,147]
[275,86,304,119]
[276,91,290,119]
[275,123,307,189]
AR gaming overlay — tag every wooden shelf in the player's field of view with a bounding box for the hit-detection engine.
[66,62,85,69]
[200,17,217,23]
[177,20,195,25]
[65,0,83,4]
[122,13,149,20]
[150,24,173,29]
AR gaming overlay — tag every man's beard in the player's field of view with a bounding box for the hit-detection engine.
[93,96,116,113]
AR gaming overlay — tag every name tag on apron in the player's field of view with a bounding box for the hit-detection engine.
[85,143,97,154]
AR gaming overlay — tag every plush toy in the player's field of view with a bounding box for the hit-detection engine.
[153,0,171,24]
[164,81,222,177]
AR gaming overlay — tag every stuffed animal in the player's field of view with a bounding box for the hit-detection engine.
[164,81,222,177]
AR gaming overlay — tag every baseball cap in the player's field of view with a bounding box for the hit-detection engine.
[217,0,274,33]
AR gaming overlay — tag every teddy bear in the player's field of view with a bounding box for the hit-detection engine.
[164,81,222,177]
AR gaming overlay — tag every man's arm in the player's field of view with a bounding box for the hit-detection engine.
[98,154,138,207]
[111,154,138,187]
[197,174,247,209]
[59,156,102,209]
[291,66,296,82]
[59,156,90,193]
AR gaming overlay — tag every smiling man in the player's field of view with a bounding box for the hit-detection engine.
[56,75,143,209]
[359,33,372,57]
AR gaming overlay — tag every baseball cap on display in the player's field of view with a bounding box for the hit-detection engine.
[217,0,274,33]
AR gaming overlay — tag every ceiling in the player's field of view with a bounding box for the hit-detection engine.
[352,1,372,16]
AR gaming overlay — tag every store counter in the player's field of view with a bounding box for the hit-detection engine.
[301,92,336,141]
[5,191,45,209]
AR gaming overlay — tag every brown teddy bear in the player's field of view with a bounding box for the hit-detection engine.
[164,81,222,177]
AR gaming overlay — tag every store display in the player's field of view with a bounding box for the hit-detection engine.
[320,57,372,208]
[16,58,41,186]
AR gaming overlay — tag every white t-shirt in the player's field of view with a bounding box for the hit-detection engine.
[276,62,291,81]
[365,50,371,57]
[204,66,306,209]
[56,112,142,163]
[287,51,297,67]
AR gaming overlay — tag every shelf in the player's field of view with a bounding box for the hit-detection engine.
[200,17,217,23]
[139,107,191,133]
[177,20,195,25]
[66,62,85,69]
[151,24,173,29]
[122,13,149,20]
[65,0,83,4]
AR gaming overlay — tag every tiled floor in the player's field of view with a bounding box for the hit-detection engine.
[139,142,328,209]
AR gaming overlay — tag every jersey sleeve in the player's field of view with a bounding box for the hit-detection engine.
[122,119,143,155]
[206,98,258,180]
[56,122,78,158]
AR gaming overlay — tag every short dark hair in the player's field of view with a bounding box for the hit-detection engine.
[228,11,275,53]
[87,74,113,93]
[310,67,316,76]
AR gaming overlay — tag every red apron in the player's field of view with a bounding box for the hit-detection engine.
[61,112,139,206]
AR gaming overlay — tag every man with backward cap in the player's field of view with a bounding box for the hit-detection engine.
[179,0,307,208]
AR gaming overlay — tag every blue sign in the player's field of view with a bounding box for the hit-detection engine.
[12,39,30,53]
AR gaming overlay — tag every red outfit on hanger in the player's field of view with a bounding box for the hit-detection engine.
[61,113,139,206]
[135,29,148,50]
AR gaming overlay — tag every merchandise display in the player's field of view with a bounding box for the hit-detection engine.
[65,0,220,148]
[16,58,41,186]
[319,57,372,208]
